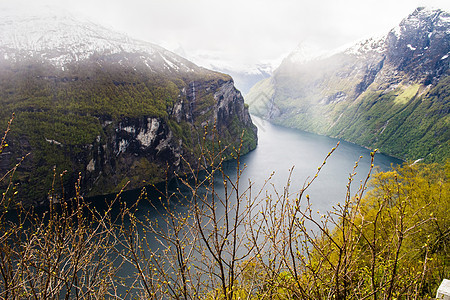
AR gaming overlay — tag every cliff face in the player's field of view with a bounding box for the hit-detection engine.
[247,7,449,162]
[0,8,257,206]
[80,77,257,199]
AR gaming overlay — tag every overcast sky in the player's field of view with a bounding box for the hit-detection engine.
[7,0,450,71]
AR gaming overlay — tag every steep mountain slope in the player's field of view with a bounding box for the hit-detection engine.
[247,7,449,162]
[0,7,257,206]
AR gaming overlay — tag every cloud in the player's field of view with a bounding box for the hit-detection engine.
[7,0,450,71]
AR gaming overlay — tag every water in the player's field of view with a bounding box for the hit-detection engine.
[216,116,402,213]
[94,115,401,215]
[1,116,403,298]
[47,115,403,296]
[109,114,403,243]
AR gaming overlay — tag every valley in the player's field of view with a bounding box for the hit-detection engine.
[0,3,448,299]
[246,7,449,162]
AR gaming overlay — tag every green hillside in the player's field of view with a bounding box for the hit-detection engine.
[0,58,257,206]
[247,8,449,162]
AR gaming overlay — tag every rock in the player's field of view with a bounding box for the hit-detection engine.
[437,279,450,300]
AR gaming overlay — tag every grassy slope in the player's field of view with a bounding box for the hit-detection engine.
[247,63,449,162]
[325,78,450,161]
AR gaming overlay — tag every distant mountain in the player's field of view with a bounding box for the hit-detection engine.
[0,6,257,206]
[247,7,449,162]
[0,6,201,73]
[212,64,272,95]
[170,44,274,95]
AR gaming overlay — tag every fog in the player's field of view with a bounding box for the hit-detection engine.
[5,0,450,72]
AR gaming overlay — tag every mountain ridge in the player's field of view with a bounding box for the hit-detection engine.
[0,5,205,75]
[246,7,449,162]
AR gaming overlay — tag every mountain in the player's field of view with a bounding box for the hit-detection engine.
[246,7,449,162]
[0,6,257,206]
[170,44,274,95]
[211,64,273,95]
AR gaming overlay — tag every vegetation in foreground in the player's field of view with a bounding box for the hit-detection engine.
[0,118,448,299]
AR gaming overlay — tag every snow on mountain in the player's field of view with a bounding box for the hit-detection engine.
[284,42,329,64]
[345,7,449,57]
[0,4,198,73]
[279,7,449,68]
[390,6,450,39]
[281,36,387,67]
[343,36,387,56]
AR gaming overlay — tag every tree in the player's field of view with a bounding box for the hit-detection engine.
[0,117,448,299]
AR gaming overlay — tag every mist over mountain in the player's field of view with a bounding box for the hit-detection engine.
[247,7,449,162]
[211,65,272,95]
[0,6,257,205]
[171,44,274,95]
[0,5,202,73]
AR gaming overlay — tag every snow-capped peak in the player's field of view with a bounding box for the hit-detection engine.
[0,5,140,54]
[342,7,449,57]
[0,3,198,73]
[343,35,387,56]
[389,7,450,39]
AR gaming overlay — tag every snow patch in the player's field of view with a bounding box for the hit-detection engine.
[407,44,416,51]
[391,25,402,38]
[441,54,449,60]
[344,35,387,56]
[162,56,179,71]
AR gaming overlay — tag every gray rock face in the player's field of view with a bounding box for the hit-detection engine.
[86,77,256,201]
[214,81,254,128]
[385,7,450,83]
[82,116,180,194]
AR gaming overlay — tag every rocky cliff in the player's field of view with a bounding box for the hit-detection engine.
[0,7,257,206]
[247,7,449,162]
